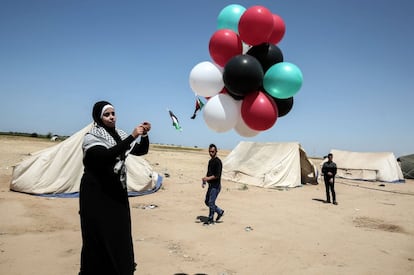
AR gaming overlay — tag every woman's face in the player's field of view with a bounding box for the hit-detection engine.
[101,107,116,128]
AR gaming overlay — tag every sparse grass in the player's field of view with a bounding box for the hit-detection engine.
[0,133,69,140]
[150,144,203,152]
[353,216,405,233]
[238,184,249,191]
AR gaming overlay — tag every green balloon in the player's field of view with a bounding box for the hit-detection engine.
[217,4,246,33]
[263,62,303,99]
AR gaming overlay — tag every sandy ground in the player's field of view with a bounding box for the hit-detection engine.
[0,135,414,275]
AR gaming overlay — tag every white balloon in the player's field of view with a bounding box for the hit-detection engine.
[242,42,252,54]
[203,93,239,133]
[232,99,260,137]
[189,61,224,97]
[234,117,260,137]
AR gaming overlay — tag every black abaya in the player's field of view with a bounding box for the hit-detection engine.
[79,134,148,275]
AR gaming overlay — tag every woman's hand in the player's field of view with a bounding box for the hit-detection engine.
[132,125,146,138]
[131,121,151,138]
[141,121,151,134]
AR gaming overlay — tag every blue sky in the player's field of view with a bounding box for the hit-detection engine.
[1,0,413,157]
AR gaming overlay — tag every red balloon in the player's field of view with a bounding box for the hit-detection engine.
[209,29,243,67]
[268,14,286,44]
[241,91,278,131]
[238,6,274,46]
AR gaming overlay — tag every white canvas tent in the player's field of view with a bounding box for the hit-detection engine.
[222,141,318,188]
[10,124,162,196]
[397,154,414,179]
[325,149,404,183]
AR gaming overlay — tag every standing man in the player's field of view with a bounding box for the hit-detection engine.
[202,144,225,225]
[322,153,338,205]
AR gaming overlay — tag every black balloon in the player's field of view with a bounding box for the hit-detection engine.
[273,96,294,117]
[221,87,245,100]
[247,43,284,73]
[223,55,264,97]
[226,91,245,100]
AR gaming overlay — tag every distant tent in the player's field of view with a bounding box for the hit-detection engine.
[222,141,318,188]
[10,124,162,197]
[397,154,414,179]
[324,149,404,183]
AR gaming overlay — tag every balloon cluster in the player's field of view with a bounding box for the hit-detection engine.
[189,4,303,137]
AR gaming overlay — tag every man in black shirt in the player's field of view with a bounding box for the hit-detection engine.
[322,153,338,205]
[202,144,225,225]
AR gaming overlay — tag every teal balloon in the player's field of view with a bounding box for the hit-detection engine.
[217,4,246,33]
[263,62,303,99]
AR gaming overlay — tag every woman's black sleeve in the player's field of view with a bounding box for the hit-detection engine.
[130,136,149,156]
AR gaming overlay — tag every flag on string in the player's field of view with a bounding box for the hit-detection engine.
[168,110,182,131]
[190,97,205,119]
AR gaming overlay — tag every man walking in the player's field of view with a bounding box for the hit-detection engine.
[322,153,338,205]
[202,144,225,225]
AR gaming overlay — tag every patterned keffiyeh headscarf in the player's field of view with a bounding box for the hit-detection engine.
[83,124,130,150]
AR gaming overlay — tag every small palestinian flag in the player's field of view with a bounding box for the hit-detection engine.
[190,97,205,119]
[169,110,182,131]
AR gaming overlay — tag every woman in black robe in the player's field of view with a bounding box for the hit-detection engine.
[79,101,151,275]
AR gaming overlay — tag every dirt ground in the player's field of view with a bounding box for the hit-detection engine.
[1,136,413,275]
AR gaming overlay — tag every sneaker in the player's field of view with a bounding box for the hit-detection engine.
[216,210,225,222]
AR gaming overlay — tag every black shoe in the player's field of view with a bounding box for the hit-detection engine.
[333,201,338,205]
[324,200,331,204]
[216,210,225,222]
